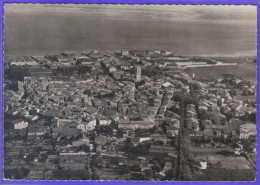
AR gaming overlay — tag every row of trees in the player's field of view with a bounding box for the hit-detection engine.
[4,167,30,179]
[176,97,192,180]
[5,65,29,81]
[123,140,152,156]
[52,169,90,180]
[53,66,91,76]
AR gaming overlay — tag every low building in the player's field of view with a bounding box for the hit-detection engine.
[149,145,177,158]
[77,122,88,131]
[239,123,256,139]
[99,119,112,126]
[28,125,49,136]
[61,126,81,137]
[28,66,53,77]
[118,119,155,130]
[95,135,107,145]
[59,152,89,170]
[12,119,28,130]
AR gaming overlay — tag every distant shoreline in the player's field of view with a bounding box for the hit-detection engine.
[4,50,257,58]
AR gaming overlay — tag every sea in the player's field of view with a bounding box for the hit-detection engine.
[4,11,257,57]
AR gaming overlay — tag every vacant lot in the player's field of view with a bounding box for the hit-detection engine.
[185,65,257,79]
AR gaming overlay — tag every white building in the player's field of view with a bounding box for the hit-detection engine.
[99,120,112,126]
[77,123,88,131]
[87,120,96,131]
[13,119,28,129]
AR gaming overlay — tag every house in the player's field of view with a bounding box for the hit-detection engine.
[220,106,231,114]
[128,137,140,146]
[239,123,256,139]
[109,67,117,73]
[162,82,174,88]
[231,131,238,140]
[77,122,88,131]
[166,126,179,137]
[198,102,208,111]
[149,145,177,158]
[118,119,155,130]
[111,114,121,122]
[72,138,90,147]
[41,109,60,118]
[190,146,235,154]
[61,126,81,137]
[59,152,89,170]
[95,135,107,145]
[99,119,112,126]
[235,110,246,118]
[28,125,49,136]
[203,123,225,132]
[12,119,28,129]
[51,127,62,137]
[188,130,204,139]
[74,55,91,63]
[239,128,248,139]
[122,50,129,56]
[186,117,200,131]
[151,135,168,144]
[222,127,233,139]
[214,130,222,138]
[57,119,74,127]
[231,104,243,111]
[28,66,53,76]
[87,120,96,131]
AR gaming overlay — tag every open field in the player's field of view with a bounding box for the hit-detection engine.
[192,169,256,181]
[212,57,257,64]
[237,63,258,72]
[185,65,257,79]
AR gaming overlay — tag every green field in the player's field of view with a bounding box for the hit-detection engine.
[185,65,257,79]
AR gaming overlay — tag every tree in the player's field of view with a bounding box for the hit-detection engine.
[165,169,174,180]
[217,98,222,106]
[148,98,155,107]
[5,66,30,81]
[131,173,146,180]
[172,94,182,102]
[240,139,252,153]
[248,112,257,123]
[77,144,90,152]
[135,80,145,88]
[230,88,237,96]
[83,89,92,96]
[182,163,192,180]
[154,140,164,146]
[117,128,124,138]
[136,142,151,155]
[119,165,129,174]
[226,111,235,120]
[198,110,210,120]
[44,64,51,69]
[98,125,113,136]
[91,170,100,180]
[4,167,30,179]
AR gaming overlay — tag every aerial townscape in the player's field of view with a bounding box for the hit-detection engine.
[4,50,257,181]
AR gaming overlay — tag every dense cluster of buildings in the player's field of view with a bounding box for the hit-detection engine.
[3,50,257,180]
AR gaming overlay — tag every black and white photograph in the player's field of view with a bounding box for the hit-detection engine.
[3,4,257,181]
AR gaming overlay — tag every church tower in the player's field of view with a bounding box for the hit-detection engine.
[136,67,141,82]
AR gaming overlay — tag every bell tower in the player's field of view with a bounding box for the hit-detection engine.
[136,67,141,82]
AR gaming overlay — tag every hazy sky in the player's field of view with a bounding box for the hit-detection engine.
[5,4,257,21]
[4,4,257,56]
